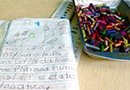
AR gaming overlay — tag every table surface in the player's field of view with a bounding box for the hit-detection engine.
[0,0,130,90]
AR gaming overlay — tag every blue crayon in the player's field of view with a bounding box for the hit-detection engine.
[90,27,94,34]
[90,41,94,45]
[93,21,99,30]
[107,30,116,34]
[60,17,65,19]
[102,6,110,9]
[83,11,87,13]
[87,17,93,23]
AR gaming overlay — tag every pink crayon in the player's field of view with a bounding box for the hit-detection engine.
[98,20,106,25]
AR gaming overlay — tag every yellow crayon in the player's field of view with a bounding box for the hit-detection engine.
[109,43,113,52]
[94,3,106,7]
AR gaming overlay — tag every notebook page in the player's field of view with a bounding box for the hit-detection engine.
[0,18,79,90]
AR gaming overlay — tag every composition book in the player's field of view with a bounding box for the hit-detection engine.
[0,18,79,90]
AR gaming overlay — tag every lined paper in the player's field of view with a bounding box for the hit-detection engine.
[0,18,79,90]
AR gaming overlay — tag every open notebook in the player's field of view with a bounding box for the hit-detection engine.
[0,18,79,90]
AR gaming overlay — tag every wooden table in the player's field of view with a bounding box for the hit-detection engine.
[0,0,130,90]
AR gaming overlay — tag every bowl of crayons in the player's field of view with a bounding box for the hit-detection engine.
[72,0,130,60]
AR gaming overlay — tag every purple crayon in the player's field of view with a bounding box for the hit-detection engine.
[90,3,98,12]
